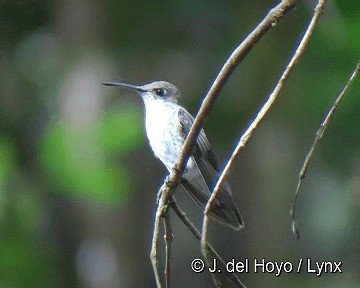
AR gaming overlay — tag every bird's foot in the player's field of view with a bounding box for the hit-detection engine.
[172,165,188,174]
[157,175,171,204]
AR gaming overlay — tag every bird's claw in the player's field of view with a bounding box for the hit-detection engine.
[172,165,188,174]
[157,175,171,204]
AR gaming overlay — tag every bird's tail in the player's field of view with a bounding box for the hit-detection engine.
[181,179,244,230]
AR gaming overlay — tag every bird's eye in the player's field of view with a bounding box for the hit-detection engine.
[153,88,166,97]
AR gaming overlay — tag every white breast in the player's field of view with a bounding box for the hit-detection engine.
[143,99,179,165]
[144,101,171,145]
[143,98,196,173]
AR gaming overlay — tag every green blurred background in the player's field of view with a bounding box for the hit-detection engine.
[0,0,359,287]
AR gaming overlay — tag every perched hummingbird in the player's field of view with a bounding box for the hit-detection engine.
[103,81,244,230]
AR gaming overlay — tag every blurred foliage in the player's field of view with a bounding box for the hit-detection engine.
[0,137,16,188]
[0,0,48,48]
[41,109,143,203]
[0,0,358,287]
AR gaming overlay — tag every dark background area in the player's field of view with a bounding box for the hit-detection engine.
[0,0,359,287]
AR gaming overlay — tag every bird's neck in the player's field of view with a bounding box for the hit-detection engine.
[143,98,177,117]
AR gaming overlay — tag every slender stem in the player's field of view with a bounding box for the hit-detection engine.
[166,0,297,190]
[164,212,173,288]
[150,205,162,288]
[150,0,296,286]
[291,60,360,239]
[201,0,327,270]
[170,198,246,288]
[151,182,173,288]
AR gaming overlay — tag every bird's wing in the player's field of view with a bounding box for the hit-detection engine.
[178,108,244,230]
[177,108,219,188]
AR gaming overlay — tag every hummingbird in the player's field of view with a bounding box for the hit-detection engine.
[103,81,244,230]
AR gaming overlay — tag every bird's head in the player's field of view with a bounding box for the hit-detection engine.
[103,80,181,104]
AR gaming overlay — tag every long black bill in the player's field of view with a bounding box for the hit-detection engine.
[102,82,146,92]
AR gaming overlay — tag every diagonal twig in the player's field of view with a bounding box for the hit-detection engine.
[290,60,360,239]
[151,0,296,286]
[166,0,297,190]
[201,0,328,276]
[170,198,246,288]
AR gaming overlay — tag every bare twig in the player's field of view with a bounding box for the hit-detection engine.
[167,0,296,190]
[291,60,360,239]
[150,194,164,288]
[201,0,327,272]
[151,182,173,288]
[151,0,296,286]
[150,230,161,287]
[164,212,173,288]
[170,199,246,288]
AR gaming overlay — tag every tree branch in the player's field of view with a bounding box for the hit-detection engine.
[151,0,297,286]
[201,0,327,276]
[170,199,246,288]
[150,182,173,288]
[291,60,360,239]
[167,0,296,190]
[150,201,163,287]
[164,211,173,288]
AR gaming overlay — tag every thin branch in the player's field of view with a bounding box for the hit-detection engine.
[201,0,327,270]
[166,0,296,191]
[170,198,246,288]
[164,212,173,288]
[291,60,360,239]
[151,0,296,286]
[150,182,173,288]
[150,193,164,288]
